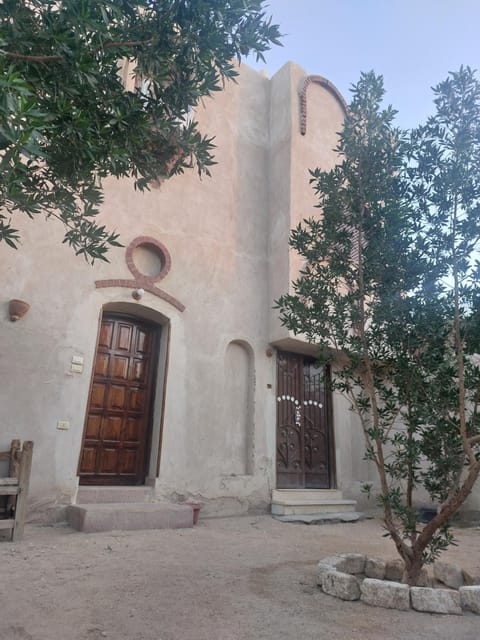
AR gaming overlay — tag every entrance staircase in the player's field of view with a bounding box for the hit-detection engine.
[271,489,361,523]
[66,486,195,533]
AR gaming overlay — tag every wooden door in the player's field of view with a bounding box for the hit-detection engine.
[78,315,159,485]
[276,351,335,489]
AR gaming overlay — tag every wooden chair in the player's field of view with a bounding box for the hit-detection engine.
[0,440,34,541]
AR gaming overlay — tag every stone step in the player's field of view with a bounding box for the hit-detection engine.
[272,489,344,503]
[273,512,367,525]
[76,486,154,504]
[66,502,193,533]
[272,500,358,516]
[271,489,357,516]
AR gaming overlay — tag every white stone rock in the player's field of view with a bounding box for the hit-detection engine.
[361,578,410,610]
[411,587,462,615]
[317,556,344,585]
[338,553,366,574]
[385,559,404,582]
[459,586,480,614]
[322,570,361,601]
[434,561,464,589]
[462,569,480,586]
[364,557,386,580]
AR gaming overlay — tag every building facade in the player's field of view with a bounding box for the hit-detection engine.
[1,62,417,521]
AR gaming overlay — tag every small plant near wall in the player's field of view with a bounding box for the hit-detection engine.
[276,68,480,586]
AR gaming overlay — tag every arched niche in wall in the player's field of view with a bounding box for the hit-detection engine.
[222,340,255,476]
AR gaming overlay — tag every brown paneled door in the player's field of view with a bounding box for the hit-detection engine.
[78,315,159,485]
[276,351,335,489]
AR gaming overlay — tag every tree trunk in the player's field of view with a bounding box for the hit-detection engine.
[403,552,425,586]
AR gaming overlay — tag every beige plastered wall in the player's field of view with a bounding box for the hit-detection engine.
[266,63,375,508]
[0,63,275,519]
[0,61,380,520]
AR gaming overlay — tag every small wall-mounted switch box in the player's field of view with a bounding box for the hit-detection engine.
[70,355,84,373]
[57,420,70,431]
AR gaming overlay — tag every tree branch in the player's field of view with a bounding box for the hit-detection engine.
[0,49,63,62]
[452,192,476,465]
[103,39,154,49]
[0,39,155,64]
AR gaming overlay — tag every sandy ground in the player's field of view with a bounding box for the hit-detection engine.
[1,515,479,640]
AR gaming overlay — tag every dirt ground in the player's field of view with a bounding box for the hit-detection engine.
[1,515,480,640]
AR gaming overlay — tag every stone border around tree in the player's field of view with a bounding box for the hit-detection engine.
[317,554,480,615]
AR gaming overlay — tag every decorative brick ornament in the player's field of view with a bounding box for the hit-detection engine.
[299,75,348,136]
[95,236,185,312]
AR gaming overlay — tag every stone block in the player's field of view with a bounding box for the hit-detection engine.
[411,587,462,615]
[463,570,480,586]
[360,578,410,610]
[365,557,386,580]
[385,559,404,582]
[338,553,366,574]
[317,556,344,585]
[66,502,193,533]
[322,570,361,601]
[434,561,464,589]
[459,586,480,614]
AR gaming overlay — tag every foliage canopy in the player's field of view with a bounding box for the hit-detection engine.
[277,68,480,585]
[0,0,281,260]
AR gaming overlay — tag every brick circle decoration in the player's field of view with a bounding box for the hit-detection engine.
[125,236,171,285]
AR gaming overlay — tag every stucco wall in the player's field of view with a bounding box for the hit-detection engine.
[0,63,274,516]
[0,61,381,519]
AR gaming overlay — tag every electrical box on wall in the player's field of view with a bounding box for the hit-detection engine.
[70,355,84,373]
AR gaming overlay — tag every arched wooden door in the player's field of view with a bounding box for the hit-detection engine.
[78,314,159,485]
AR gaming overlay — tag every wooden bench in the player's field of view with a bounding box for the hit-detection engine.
[0,440,33,541]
